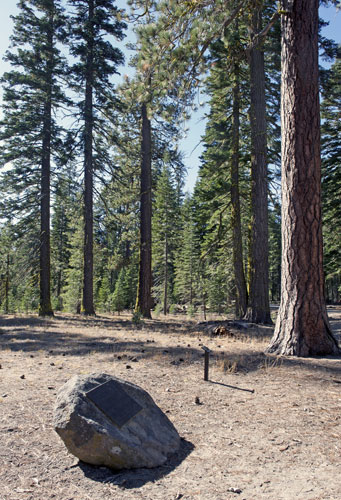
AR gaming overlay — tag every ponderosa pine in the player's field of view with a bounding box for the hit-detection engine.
[266,0,339,356]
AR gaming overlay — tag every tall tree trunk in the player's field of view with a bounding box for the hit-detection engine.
[244,5,272,324]
[163,234,168,315]
[231,62,248,319]
[39,2,54,317]
[82,0,95,315]
[5,253,10,314]
[135,102,152,318]
[266,0,339,356]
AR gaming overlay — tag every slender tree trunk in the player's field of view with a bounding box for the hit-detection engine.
[5,253,10,314]
[189,253,193,306]
[244,5,272,324]
[266,0,339,356]
[163,234,168,315]
[231,62,248,319]
[39,3,54,317]
[135,102,152,318]
[56,210,65,310]
[82,0,95,315]
[202,289,207,320]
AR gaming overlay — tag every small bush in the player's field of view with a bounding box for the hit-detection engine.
[187,304,196,317]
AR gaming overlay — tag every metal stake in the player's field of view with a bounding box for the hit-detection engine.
[202,346,211,381]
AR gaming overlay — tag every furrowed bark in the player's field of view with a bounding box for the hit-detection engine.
[266,0,339,356]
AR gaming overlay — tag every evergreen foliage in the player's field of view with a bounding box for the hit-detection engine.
[67,0,126,314]
[152,163,181,314]
[61,198,84,312]
[173,195,200,306]
[51,164,81,310]
[0,0,68,316]
[194,33,250,317]
[321,56,341,303]
[0,0,339,326]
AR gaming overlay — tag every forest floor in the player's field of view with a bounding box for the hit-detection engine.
[0,306,341,500]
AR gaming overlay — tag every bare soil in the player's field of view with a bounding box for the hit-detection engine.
[1,307,341,500]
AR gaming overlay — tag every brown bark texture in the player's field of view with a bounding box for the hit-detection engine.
[135,102,152,319]
[244,6,272,325]
[82,0,95,315]
[230,62,248,319]
[267,0,339,356]
[39,4,54,317]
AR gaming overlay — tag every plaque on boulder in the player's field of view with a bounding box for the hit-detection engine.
[54,373,181,470]
[86,380,143,427]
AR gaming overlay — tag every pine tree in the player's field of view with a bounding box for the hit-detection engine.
[266,0,339,356]
[111,263,138,313]
[135,101,153,317]
[244,1,278,324]
[62,201,84,313]
[67,0,126,314]
[320,57,341,304]
[0,224,13,313]
[0,0,68,316]
[128,0,282,321]
[152,164,180,314]
[111,268,126,313]
[51,163,81,310]
[174,194,200,306]
[92,106,141,313]
[196,33,250,318]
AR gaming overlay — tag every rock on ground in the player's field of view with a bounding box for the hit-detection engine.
[54,373,181,469]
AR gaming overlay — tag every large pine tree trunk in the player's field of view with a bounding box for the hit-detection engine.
[39,3,54,317]
[82,0,95,315]
[231,62,248,319]
[244,5,272,324]
[266,0,339,356]
[135,102,152,318]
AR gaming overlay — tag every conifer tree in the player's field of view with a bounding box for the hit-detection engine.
[135,100,153,317]
[0,0,68,316]
[92,104,141,313]
[111,264,138,312]
[67,0,126,314]
[320,56,341,304]
[51,163,81,310]
[62,199,84,313]
[129,0,281,320]
[266,0,339,356]
[123,6,194,318]
[244,1,276,324]
[196,33,249,318]
[152,163,180,314]
[0,225,13,313]
[174,194,200,306]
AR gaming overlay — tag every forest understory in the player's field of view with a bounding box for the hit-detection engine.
[1,306,341,500]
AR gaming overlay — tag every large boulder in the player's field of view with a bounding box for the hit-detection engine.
[54,373,181,469]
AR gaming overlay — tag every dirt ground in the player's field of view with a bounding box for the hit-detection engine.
[1,306,340,500]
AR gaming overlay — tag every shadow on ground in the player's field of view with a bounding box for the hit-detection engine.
[1,311,340,379]
[77,438,194,489]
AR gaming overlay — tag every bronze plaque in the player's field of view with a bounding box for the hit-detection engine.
[85,380,143,428]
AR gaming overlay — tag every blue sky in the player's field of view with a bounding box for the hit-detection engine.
[0,2,339,192]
